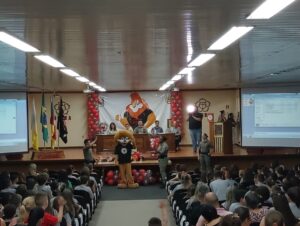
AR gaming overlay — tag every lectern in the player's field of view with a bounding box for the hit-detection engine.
[214,121,233,154]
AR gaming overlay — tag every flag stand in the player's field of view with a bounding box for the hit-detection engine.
[35,94,65,160]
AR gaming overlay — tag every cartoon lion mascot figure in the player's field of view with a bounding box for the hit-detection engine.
[115,92,156,130]
[114,130,139,189]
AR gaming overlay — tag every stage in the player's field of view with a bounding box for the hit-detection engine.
[0,145,299,173]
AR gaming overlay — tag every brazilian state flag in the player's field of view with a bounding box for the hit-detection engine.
[40,93,49,143]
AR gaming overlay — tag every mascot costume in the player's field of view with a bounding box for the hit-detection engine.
[115,92,156,130]
[114,130,139,189]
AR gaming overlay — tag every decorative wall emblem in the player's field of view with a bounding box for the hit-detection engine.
[195,98,211,112]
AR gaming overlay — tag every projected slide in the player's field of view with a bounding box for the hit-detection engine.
[0,100,17,134]
[242,90,300,147]
[0,93,28,154]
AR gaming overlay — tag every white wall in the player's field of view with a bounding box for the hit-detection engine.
[27,90,240,148]
[181,89,239,144]
[28,93,87,148]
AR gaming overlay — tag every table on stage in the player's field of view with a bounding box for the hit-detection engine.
[95,133,175,153]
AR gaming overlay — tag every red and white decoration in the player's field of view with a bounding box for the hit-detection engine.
[87,93,100,139]
[170,91,183,132]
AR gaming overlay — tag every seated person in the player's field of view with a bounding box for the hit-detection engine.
[124,123,133,132]
[28,163,38,177]
[166,121,181,151]
[151,120,163,135]
[107,122,118,135]
[133,120,148,134]
[74,175,94,200]
[33,173,53,199]
[35,193,65,226]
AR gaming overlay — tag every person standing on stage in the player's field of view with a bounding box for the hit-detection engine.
[198,133,213,182]
[156,135,169,188]
[187,107,203,153]
[83,137,97,165]
[218,110,227,122]
[151,120,164,135]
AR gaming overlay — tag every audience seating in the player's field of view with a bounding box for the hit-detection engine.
[0,166,103,226]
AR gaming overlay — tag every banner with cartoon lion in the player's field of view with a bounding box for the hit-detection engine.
[99,92,170,132]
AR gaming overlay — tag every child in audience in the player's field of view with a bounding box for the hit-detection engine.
[35,193,65,226]
[234,207,251,226]
[28,164,38,177]
[27,207,44,226]
[33,173,53,199]
[18,196,36,224]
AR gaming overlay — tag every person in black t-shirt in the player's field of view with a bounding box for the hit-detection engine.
[187,107,203,153]
[114,130,139,189]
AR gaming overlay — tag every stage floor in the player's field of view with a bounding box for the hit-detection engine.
[1,145,299,172]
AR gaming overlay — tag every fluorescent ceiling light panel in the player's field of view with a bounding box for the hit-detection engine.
[60,69,80,77]
[89,82,97,87]
[34,55,65,68]
[178,67,195,75]
[95,85,106,92]
[208,26,254,50]
[75,76,89,83]
[166,80,175,85]
[159,84,170,91]
[171,74,183,81]
[247,0,295,19]
[188,53,216,67]
[0,31,40,52]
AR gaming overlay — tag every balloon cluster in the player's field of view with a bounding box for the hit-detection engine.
[150,137,160,150]
[170,91,183,129]
[132,151,141,161]
[104,169,159,186]
[87,93,100,139]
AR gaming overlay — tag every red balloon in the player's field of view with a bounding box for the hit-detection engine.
[107,170,114,178]
[107,179,114,185]
[176,111,181,116]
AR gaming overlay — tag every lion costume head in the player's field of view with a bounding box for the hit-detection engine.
[114,130,136,147]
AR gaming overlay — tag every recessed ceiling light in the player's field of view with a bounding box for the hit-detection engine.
[247,0,295,19]
[208,26,254,50]
[179,67,195,75]
[188,54,216,67]
[34,55,65,68]
[0,31,40,52]
[75,76,89,83]
[171,75,184,81]
[60,69,80,77]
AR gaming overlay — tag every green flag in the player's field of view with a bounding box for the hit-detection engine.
[40,93,49,143]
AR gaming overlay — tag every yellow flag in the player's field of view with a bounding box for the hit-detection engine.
[31,98,39,151]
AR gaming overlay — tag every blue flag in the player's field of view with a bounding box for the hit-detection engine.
[40,93,49,143]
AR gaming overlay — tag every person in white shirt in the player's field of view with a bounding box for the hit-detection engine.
[166,121,181,151]
[107,122,118,135]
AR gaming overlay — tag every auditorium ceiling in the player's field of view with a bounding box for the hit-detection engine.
[0,0,300,92]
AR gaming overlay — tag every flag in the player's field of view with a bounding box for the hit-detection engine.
[57,97,68,143]
[40,93,49,143]
[50,96,57,149]
[31,98,39,151]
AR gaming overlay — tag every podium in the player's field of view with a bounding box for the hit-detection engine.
[214,121,233,154]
